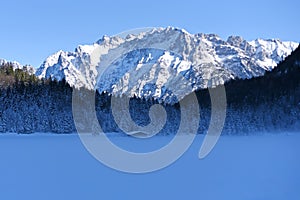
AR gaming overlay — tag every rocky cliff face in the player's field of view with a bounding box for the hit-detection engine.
[36,27,298,104]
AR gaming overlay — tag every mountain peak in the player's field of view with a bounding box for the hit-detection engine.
[35,27,299,103]
[227,35,245,45]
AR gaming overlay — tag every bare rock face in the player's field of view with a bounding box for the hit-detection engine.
[36,27,298,104]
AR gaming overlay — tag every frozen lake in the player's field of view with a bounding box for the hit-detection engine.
[0,133,299,200]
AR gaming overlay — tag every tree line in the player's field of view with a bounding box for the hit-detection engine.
[0,45,299,134]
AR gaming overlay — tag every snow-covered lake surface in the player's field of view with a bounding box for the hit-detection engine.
[0,133,299,200]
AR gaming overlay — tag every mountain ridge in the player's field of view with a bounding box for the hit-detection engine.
[0,44,299,134]
[34,27,298,103]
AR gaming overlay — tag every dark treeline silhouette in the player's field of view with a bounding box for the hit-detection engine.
[0,45,299,134]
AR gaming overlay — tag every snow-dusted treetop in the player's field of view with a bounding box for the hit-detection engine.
[35,27,299,103]
[0,58,36,75]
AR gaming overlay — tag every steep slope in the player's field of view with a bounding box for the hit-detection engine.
[265,45,300,78]
[0,46,299,134]
[36,27,298,103]
[220,45,300,133]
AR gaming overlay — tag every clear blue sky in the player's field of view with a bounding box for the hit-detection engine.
[1,0,299,67]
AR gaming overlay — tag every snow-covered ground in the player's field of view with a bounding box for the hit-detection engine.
[0,133,299,200]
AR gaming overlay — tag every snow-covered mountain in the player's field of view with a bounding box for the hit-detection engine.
[0,58,36,75]
[35,27,299,103]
